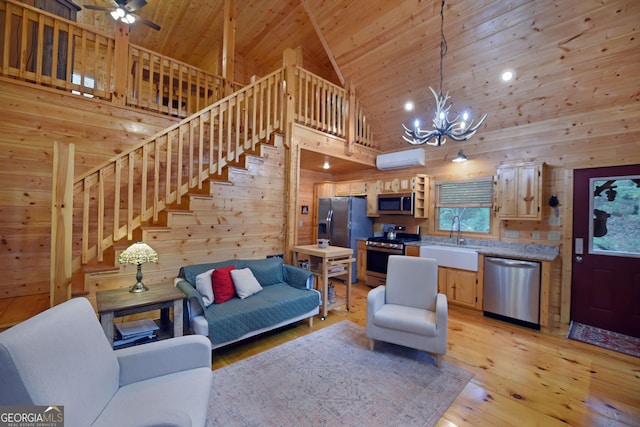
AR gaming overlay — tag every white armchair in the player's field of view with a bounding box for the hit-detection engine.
[366,255,448,367]
[0,297,212,427]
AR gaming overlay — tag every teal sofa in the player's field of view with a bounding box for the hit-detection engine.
[176,257,320,349]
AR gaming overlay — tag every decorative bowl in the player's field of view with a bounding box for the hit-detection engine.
[317,239,330,248]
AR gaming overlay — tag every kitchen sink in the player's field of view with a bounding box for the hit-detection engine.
[419,245,479,271]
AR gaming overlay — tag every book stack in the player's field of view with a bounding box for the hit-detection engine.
[114,319,159,348]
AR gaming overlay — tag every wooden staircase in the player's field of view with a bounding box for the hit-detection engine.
[63,68,286,297]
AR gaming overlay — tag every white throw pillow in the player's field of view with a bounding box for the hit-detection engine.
[195,269,215,306]
[230,268,263,299]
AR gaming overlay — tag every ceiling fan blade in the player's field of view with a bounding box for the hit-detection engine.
[134,14,161,31]
[83,5,114,12]
[124,0,147,12]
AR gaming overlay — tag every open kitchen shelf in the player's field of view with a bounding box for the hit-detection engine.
[309,256,354,316]
[291,245,354,320]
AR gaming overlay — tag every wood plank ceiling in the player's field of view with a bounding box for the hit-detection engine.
[74,0,640,173]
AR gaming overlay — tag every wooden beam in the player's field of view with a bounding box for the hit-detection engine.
[283,48,299,264]
[222,0,236,96]
[112,21,129,105]
[300,0,344,85]
[346,80,356,155]
[50,140,74,306]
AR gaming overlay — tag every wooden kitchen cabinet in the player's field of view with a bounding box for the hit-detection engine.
[366,180,379,216]
[496,162,543,220]
[356,240,367,281]
[335,181,367,196]
[379,176,414,194]
[438,266,478,309]
[314,182,335,199]
[405,246,420,257]
[377,175,429,219]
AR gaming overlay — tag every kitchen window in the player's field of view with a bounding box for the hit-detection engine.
[435,178,494,234]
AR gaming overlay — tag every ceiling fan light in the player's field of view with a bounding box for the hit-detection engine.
[110,10,119,20]
[123,14,136,24]
[116,7,126,18]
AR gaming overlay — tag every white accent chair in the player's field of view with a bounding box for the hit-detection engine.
[366,255,448,367]
[0,297,213,427]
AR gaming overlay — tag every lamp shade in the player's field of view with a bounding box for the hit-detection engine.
[119,242,158,293]
[118,242,158,265]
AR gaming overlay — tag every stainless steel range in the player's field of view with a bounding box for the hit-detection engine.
[366,228,421,287]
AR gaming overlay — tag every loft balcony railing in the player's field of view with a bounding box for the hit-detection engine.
[3,1,377,302]
[0,0,236,118]
[0,0,373,144]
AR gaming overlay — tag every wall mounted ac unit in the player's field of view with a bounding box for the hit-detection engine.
[376,148,426,170]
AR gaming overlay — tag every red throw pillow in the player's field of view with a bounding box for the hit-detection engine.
[212,265,236,304]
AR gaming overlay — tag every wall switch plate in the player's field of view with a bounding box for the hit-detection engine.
[505,230,520,238]
[531,231,541,240]
[548,231,562,241]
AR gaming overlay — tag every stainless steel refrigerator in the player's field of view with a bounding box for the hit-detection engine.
[317,196,373,283]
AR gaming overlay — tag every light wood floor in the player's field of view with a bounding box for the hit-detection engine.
[210,282,640,427]
[2,283,639,426]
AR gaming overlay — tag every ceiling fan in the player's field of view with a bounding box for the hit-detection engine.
[83,0,161,31]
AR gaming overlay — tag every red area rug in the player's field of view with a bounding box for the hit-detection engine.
[567,321,640,358]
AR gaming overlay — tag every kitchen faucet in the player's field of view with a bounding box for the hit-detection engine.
[449,215,463,245]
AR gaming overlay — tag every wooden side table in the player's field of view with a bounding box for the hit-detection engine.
[96,282,185,346]
[292,245,354,320]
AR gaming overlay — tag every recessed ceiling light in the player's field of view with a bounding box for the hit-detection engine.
[404,101,414,112]
[501,70,515,82]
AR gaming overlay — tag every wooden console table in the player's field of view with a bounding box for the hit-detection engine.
[292,245,354,320]
[96,282,185,346]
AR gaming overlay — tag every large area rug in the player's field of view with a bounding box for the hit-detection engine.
[207,321,473,427]
[567,321,640,358]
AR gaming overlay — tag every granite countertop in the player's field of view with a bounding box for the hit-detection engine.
[405,237,559,261]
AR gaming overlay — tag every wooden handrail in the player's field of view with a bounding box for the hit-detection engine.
[11,0,379,299]
[1,0,373,147]
[66,64,374,275]
[293,66,373,147]
[71,68,285,266]
[0,0,232,116]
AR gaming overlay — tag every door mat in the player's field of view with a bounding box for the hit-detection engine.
[567,321,640,358]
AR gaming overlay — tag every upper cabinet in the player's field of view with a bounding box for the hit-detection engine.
[316,175,429,218]
[496,162,543,220]
[366,180,379,217]
[335,181,367,196]
[379,177,414,194]
[315,182,335,199]
[378,174,429,218]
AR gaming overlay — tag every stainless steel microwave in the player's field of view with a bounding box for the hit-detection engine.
[377,193,414,215]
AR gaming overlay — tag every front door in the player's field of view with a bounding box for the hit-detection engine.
[571,165,640,337]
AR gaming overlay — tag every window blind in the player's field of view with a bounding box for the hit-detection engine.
[436,179,494,207]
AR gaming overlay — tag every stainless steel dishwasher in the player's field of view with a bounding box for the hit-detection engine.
[483,257,541,329]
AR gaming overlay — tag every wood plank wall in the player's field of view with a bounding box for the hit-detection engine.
[298,169,332,246]
[82,144,287,308]
[0,79,177,299]
[303,128,640,324]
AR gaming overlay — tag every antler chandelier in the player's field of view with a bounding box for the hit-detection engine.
[402,0,486,147]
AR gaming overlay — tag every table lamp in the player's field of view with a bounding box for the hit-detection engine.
[118,242,158,293]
